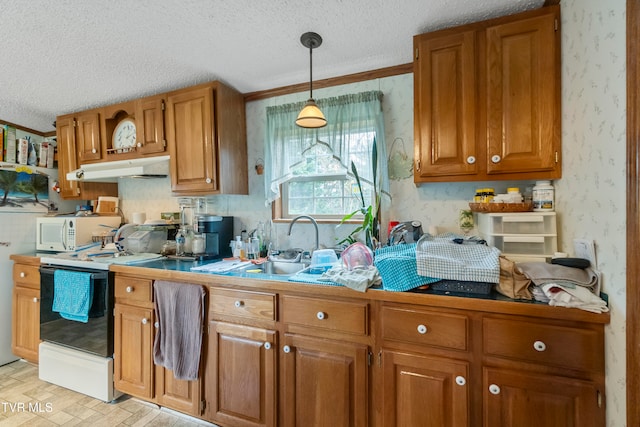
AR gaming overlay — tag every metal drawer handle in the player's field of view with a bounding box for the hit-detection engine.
[283,345,291,354]
[264,342,272,350]
[489,384,501,395]
[126,286,133,293]
[141,318,148,325]
[316,311,326,320]
[417,324,428,334]
[234,300,244,308]
[455,376,466,386]
[533,340,546,352]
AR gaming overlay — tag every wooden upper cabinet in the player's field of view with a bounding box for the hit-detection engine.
[56,114,81,199]
[413,5,561,183]
[485,10,559,176]
[414,30,477,179]
[76,110,102,163]
[166,81,248,196]
[136,94,167,155]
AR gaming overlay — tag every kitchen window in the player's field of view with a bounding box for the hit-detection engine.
[265,91,389,221]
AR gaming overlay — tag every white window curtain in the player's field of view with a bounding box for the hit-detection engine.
[264,90,389,205]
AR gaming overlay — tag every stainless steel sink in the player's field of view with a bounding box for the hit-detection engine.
[247,261,308,275]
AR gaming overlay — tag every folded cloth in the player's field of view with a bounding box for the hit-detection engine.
[153,281,206,381]
[319,265,382,292]
[415,237,501,284]
[53,270,93,323]
[518,262,600,294]
[540,283,609,314]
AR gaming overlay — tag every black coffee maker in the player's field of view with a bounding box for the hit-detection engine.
[195,215,234,260]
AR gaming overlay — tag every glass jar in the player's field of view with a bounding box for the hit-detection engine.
[192,233,206,254]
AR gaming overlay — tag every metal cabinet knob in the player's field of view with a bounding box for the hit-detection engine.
[455,376,466,386]
[141,318,148,325]
[316,311,326,320]
[533,340,547,352]
[126,286,133,293]
[489,384,501,395]
[234,300,244,308]
[467,156,476,164]
[491,154,501,163]
[417,324,428,334]
[76,170,84,179]
[283,345,291,354]
[264,342,272,350]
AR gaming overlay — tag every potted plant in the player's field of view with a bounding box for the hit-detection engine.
[337,139,381,250]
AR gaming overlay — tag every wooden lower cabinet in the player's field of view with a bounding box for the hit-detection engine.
[113,277,202,416]
[109,271,608,426]
[483,367,605,427]
[207,321,277,427]
[381,350,469,427]
[281,333,369,427]
[11,261,41,363]
[114,304,154,399]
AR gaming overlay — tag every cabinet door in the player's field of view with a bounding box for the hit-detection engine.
[114,304,154,399]
[76,111,102,162]
[484,367,605,427]
[281,333,369,427]
[12,286,40,363]
[208,321,277,427]
[56,115,81,199]
[485,10,559,175]
[155,365,202,416]
[166,86,218,193]
[414,30,478,180]
[136,95,167,155]
[382,350,469,427]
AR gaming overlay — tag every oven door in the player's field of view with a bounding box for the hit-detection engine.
[39,265,114,357]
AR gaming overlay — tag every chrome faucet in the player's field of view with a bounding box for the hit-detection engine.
[287,215,319,251]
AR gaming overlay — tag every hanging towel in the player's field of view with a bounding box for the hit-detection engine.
[153,280,206,381]
[52,270,93,323]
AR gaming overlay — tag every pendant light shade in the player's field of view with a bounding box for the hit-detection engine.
[296,32,327,128]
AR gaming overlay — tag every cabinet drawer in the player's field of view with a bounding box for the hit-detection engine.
[115,277,153,302]
[282,295,368,336]
[381,306,468,351]
[13,264,40,289]
[483,317,603,372]
[210,288,276,321]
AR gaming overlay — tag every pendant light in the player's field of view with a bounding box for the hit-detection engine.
[295,32,327,128]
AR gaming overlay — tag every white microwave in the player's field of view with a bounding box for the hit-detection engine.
[36,216,121,252]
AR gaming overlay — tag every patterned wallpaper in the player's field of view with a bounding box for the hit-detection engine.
[119,0,627,423]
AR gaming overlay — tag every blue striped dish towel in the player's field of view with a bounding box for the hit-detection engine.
[53,270,93,323]
[374,243,440,292]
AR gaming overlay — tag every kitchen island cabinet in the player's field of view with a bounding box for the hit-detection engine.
[413,5,561,183]
[10,255,41,363]
[109,262,608,426]
[166,81,248,196]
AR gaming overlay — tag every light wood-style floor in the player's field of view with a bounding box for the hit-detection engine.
[0,360,216,426]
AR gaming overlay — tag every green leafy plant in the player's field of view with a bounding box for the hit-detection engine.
[337,138,380,249]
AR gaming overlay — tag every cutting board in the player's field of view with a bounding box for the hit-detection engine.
[96,196,119,214]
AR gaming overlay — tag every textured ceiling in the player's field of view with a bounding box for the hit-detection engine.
[0,0,545,133]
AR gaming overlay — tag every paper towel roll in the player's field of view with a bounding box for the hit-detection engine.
[132,212,146,224]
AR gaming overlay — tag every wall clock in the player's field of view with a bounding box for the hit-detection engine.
[112,118,137,152]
